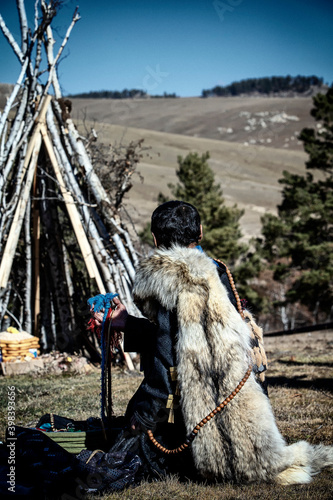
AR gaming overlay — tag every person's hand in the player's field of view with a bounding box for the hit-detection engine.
[110,296,128,331]
[91,309,104,326]
[90,297,128,330]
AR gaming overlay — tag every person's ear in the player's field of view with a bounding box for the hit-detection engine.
[198,225,203,242]
[152,233,158,247]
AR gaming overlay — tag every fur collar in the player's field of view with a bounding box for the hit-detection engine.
[133,245,235,324]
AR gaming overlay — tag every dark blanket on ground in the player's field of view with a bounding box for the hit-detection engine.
[0,421,142,499]
[0,414,196,499]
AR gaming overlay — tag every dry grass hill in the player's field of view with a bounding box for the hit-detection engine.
[0,84,317,239]
[71,95,314,239]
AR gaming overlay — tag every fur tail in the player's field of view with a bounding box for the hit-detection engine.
[275,441,333,485]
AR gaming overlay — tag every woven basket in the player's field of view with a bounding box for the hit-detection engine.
[0,336,40,362]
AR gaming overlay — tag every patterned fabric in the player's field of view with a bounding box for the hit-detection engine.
[0,425,142,497]
[76,448,142,493]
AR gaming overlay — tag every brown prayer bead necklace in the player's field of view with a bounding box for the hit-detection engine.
[147,364,252,454]
[214,258,245,320]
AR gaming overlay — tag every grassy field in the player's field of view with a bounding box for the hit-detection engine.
[75,119,308,242]
[70,96,315,150]
[0,330,332,499]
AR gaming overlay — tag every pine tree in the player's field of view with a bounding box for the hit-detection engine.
[259,86,333,321]
[169,152,246,264]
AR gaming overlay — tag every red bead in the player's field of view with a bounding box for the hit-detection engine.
[213,409,218,414]
[203,418,207,424]
[199,421,204,427]
[206,416,211,421]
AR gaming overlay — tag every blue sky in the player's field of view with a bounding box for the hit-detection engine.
[1,0,332,97]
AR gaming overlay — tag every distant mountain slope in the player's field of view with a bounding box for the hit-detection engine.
[0,83,14,108]
[75,120,308,239]
[0,84,315,239]
[0,84,317,151]
[70,96,316,151]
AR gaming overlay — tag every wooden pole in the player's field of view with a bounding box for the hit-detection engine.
[0,133,42,289]
[41,123,135,370]
[24,198,32,333]
[0,96,52,289]
[32,168,40,337]
[40,122,106,294]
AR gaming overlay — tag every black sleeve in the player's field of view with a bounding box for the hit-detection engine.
[124,308,177,430]
[123,315,157,353]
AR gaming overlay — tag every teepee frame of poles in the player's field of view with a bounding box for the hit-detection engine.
[0,0,140,369]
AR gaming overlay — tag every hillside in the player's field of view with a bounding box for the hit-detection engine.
[74,119,307,241]
[70,95,314,239]
[70,95,315,150]
[0,83,14,109]
[0,86,313,240]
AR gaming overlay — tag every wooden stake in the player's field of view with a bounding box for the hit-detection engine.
[40,123,106,294]
[0,133,42,289]
[0,96,51,289]
[32,167,40,337]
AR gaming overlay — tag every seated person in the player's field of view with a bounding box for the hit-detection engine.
[95,201,267,480]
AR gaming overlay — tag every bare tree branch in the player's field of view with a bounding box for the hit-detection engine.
[0,13,24,63]
[17,0,29,55]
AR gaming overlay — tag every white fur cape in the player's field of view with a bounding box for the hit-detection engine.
[133,245,333,484]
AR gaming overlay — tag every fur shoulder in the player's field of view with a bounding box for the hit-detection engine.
[133,246,225,306]
[132,245,235,324]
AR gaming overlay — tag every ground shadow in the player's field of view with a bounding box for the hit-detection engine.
[266,376,333,392]
[278,360,333,368]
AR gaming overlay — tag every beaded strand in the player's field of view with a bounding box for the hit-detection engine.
[214,258,245,320]
[147,364,252,454]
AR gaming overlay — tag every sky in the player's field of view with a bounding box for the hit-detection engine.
[0,0,332,97]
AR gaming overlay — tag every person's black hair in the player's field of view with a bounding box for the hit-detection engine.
[151,200,201,248]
